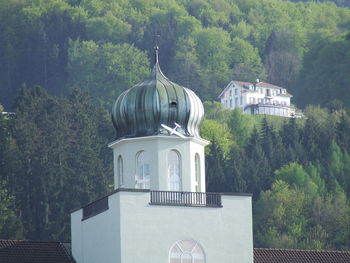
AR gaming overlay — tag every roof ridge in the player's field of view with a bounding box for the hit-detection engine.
[0,239,68,243]
[254,248,350,253]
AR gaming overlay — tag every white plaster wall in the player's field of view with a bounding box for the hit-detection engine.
[72,191,253,263]
[71,209,83,263]
[109,136,209,192]
[119,191,253,263]
[277,96,290,106]
[71,193,121,263]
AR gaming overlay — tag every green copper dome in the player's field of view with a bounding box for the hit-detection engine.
[111,47,204,139]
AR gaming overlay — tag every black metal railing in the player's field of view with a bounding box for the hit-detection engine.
[150,191,222,207]
[82,196,109,220]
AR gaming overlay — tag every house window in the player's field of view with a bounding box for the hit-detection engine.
[235,97,238,106]
[234,89,238,95]
[240,97,243,105]
[168,150,181,191]
[136,151,150,189]
[118,155,123,187]
[229,89,232,96]
[169,240,205,263]
[195,154,201,192]
[229,99,232,108]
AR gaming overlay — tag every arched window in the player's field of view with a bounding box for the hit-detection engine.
[169,240,205,263]
[168,150,181,191]
[194,154,201,192]
[135,151,150,189]
[118,155,123,187]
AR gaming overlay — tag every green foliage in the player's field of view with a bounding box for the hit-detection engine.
[254,180,307,248]
[296,34,350,108]
[67,40,150,106]
[203,101,230,123]
[0,181,23,239]
[275,163,319,198]
[1,85,112,240]
[200,119,235,159]
[2,0,350,109]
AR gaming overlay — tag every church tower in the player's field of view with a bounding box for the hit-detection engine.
[71,47,254,263]
[109,46,208,193]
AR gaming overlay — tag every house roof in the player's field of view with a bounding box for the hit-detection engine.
[256,81,282,89]
[2,240,350,263]
[254,248,350,263]
[218,80,292,98]
[0,240,75,263]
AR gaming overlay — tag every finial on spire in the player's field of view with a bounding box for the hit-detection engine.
[154,45,159,64]
[153,34,160,64]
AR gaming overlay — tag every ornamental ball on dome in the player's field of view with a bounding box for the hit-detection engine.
[111,46,204,140]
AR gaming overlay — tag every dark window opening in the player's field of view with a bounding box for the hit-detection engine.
[170,101,177,107]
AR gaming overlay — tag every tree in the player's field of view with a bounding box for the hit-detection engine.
[264,29,303,88]
[226,108,256,146]
[6,85,112,240]
[230,37,266,82]
[254,180,307,248]
[243,128,272,197]
[0,181,23,239]
[67,40,150,107]
[203,101,230,123]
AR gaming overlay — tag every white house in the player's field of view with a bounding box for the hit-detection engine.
[71,47,254,263]
[219,80,300,117]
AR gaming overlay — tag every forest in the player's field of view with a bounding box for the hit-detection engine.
[0,0,350,250]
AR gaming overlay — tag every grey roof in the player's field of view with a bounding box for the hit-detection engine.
[0,240,75,263]
[111,47,204,139]
[254,248,350,263]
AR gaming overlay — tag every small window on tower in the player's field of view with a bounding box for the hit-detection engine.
[135,151,150,189]
[195,154,201,192]
[168,150,181,191]
[118,155,123,187]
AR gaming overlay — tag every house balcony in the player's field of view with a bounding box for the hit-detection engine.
[244,102,293,117]
[150,190,222,208]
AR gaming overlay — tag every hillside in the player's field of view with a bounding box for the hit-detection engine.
[0,0,350,110]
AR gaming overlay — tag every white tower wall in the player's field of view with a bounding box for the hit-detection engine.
[109,136,209,192]
[71,190,253,263]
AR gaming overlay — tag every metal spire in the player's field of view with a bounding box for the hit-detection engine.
[154,45,159,65]
[153,34,160,65]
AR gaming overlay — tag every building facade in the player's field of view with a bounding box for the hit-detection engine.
[219,80,300,118]
[71,48,254,263]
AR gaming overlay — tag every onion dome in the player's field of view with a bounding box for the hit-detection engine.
[112,46,204,140]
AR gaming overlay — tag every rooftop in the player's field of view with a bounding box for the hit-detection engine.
[0,240,75,263]
[2,240,350,263]
[254,248,350,263]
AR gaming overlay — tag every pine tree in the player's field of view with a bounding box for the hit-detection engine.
[205,139,227,192]
[243,128,272,198]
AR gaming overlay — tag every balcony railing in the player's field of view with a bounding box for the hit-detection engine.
[82,196,109,220]
[150,190,222,208]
